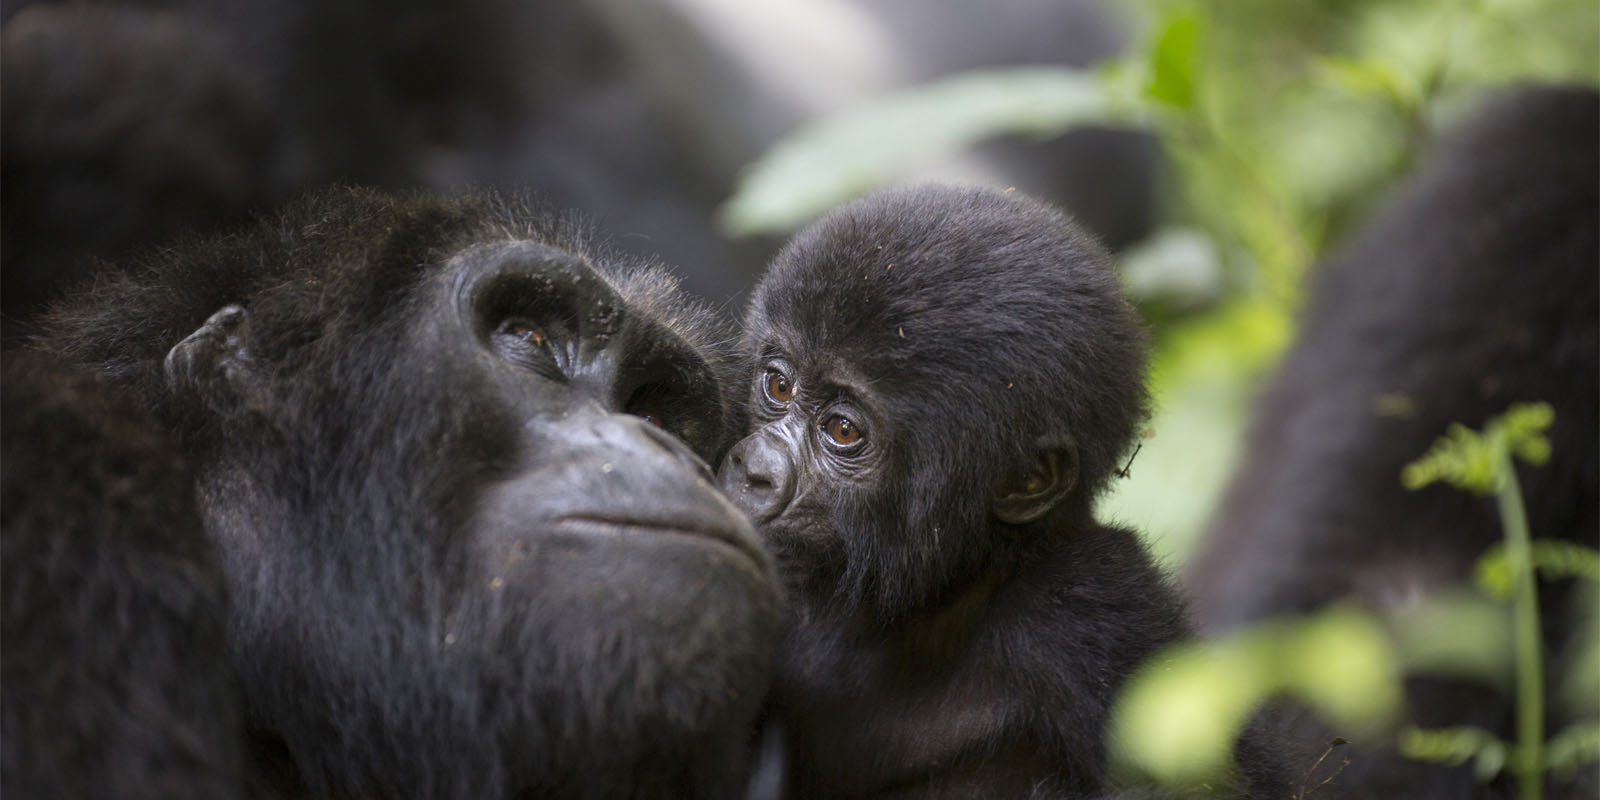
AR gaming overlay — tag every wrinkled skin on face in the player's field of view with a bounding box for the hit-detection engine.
[32,188,783,799]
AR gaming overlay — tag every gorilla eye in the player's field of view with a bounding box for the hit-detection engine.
[823,414,863,447]
[625,383,686,438]
[490,317,562,375]
[494,318,551,349]
[507,322,545,346]
[763,369,794,406]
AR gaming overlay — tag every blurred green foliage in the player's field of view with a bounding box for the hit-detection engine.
[1109,605,1399,785]
[1393,403,1598,800]
[1108,405,1600,792]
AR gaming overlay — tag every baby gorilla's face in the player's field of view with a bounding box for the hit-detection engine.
[718,352,885,523]
[715,342,898,605]
[716,183,1149,621]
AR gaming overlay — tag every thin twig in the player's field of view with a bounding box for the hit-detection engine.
[1295,738,1350,800]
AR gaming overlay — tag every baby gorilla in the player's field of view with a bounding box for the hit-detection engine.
[718,184,1280,798]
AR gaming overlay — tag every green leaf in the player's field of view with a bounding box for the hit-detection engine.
[1503,402,1556,466]
[1280,607,1403,732]
[1402,402,1555,495]
[1398,726,1509,782]
[717,66,1148,237]
[1476,540,1600,598]
[1144,10,1203,109]
[1545,721,1600,775]
[1111,606,1399,787]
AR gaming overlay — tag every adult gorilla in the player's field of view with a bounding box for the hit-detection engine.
[10,188,784,799]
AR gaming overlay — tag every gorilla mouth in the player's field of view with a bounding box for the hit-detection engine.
[552,513,767,567]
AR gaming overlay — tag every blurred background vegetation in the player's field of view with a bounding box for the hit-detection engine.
[718,0,1599,566]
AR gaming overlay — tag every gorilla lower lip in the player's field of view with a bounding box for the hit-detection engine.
[553,514,763,564]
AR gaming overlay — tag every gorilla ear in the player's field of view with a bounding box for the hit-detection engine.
[164,304,257,401]
[992,438,1078,525]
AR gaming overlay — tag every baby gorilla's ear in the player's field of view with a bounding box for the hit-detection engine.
[992,436,1078,524]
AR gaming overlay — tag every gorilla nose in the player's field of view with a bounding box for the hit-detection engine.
[717,432,795,524]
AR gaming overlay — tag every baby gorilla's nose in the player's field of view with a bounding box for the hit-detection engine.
[717,431,795,524]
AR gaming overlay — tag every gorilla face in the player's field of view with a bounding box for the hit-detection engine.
[717,184,1148,623]
[41,188,783,799]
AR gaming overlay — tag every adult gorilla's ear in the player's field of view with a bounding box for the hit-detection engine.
[164,304,260,408]
[992,436,1078,525]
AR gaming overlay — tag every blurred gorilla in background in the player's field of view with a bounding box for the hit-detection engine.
[1,0,1157,338]
[1187,86,1599,799]
[2,353,249,800]
[1,3,279,338]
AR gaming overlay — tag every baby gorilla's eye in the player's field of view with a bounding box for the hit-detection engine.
[823,414,862,447]
[637,411,664,428]
[763,369,794,406]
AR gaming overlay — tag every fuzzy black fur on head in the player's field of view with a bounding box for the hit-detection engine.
[731,183,1148,619]
[25,186,781,799]
[45,187,744,456]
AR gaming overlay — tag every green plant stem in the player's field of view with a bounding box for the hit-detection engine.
[1495,450,1543,800]
[1171,118,1313,302]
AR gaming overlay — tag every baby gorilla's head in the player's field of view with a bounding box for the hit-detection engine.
[720,183,1149,617]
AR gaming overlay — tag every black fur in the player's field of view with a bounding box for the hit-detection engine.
[12,187,784,799]
[719,185,1284,797]
[1189,86,1600,798]
[1,354,248,800]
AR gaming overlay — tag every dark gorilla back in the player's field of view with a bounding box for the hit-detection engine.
[1188,87,1599,798]
[16,188,784,799]
[2,354,247,800]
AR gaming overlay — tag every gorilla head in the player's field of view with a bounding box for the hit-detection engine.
[32,187,783,799]
[720,183,1149,621]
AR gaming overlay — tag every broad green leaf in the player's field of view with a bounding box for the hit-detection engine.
[717,66,1149,237]
[1111,607,1399,786]
[1144,10,1203,110]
